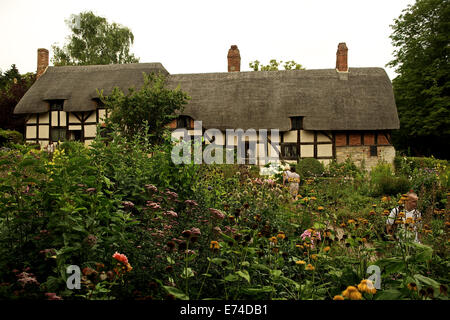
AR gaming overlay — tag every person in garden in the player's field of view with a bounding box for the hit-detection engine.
[386,191,422,243]
[283,164,300,199]
[46,141,55,159]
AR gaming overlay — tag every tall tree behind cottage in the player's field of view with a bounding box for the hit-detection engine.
[388,0,450,159]
[52,11,139,66]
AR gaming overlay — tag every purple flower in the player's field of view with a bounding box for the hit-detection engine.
[165,190,178,199]
[190,227,201,237]
[146,201,161,211]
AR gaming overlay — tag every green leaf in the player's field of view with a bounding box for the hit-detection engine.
[236,270,250,283]
[180,268,194,279]
[224,274,239,282]
[163,286,189,300]
[414,274,440,289]
[376,289,403,300]
[270,269,282,278]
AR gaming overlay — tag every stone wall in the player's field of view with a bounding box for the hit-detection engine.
[336,145,396,170]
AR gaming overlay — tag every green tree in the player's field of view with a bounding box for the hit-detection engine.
[52,11,139,66]
[249,59,304,71]
[99,72,190,144]
[387,0,450,159]
[0,65,35,133]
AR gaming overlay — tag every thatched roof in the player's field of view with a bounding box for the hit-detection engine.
[14,64,399,131]
[14,63,169,113]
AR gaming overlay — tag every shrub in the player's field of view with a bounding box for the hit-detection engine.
[370,163,411,196]
[0,129,23,146]
[296,158,325,179]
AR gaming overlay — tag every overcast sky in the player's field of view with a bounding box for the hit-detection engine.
[1,0,416,80]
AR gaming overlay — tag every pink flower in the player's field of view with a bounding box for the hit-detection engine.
[209,208,225,220]
[122,201,135,209]
[164,210,178,218]
[146,201,161,210]
[145,184,158,193]
[185,200,198,207]
[190,227,201,237]
[45,292,62,300]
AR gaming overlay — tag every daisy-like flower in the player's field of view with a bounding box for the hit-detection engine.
[305,264,315,271]
[277,231,286,240]
[210,241,220,250]
[269,236,278,245]
[323,246,331,253]
[317,206,324,211]
[311,254,318,260]
[407,282,417,291]
[347,219,355,224]
[295,260,306,265]
[342,286,362,300]
[358,279,376,294]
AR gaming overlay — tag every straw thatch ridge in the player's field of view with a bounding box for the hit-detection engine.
[14,64,399,131]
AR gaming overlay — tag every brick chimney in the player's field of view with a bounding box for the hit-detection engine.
[37,48,49,79]
[335,43,348,72]
[227,45,240,72]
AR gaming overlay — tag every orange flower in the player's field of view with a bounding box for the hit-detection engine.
[210,241,220,250]
[358,279,376,294]
[295,260,306,265]
[305,264,315,271]
[342,286,362,300]
[112,252,129,265]
[333,295,344,300]
[323,246,331,253]
[269,237,278,244]
[277,232,286,240]
[317,206,324,211]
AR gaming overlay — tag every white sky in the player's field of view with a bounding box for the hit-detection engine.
[0,0,415,80]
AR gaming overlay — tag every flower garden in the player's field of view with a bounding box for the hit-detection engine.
[0,128,448,300]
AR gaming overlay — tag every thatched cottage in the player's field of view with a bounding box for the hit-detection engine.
[14,43,399,168]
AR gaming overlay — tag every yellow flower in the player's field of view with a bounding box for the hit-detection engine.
[269,237,278,245]
[342,286,362,300]
[372,204,377,208]
[323,246,331,253]
[405,217,414,224]
[295,260,306,265]
[311,254,318,260]
[317,206,324,211]
[303,197,309,202]
[310,196,317,201]
[210,241,220,250]
[381,196,388,202]
[305,264,315,271]
[398,212,405,218]
[277,232,286,240]
[333,295,345,300]
[358,279,376,294]
[348,219,355,224]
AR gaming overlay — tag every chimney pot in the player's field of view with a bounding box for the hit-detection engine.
[37,48,49,79]
[336,42,348,72]
[227,45,241,72]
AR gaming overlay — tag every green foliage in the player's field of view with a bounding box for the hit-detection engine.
[0,129,23,146]
[369,163,411,196]
[296,158,325,179]
[100,72,190,144]
[0,140,448,300]
[52,11,139,66]
[249,59,304,71]
[388,0,450,159]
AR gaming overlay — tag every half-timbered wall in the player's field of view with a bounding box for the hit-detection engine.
[24,106,107,148]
